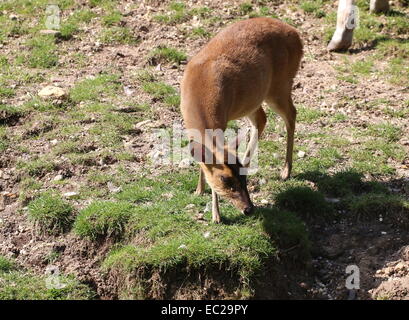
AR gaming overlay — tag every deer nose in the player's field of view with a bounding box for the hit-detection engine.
[243,205,254,216]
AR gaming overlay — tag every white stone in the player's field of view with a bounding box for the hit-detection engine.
[53,174,63,181]
[178,158,193,168]
[297,150,306,158]
[63,192,78,199]
[38,86,66,99]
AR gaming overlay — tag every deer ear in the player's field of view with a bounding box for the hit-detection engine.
[189,141,211,163]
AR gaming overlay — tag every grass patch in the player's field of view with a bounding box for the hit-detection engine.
[70,74,121,103]
[349,138,406,175]
[141,80,180,108]
[0,126,8,152]
[0,256,15,272]
[0,259,93,300]
[148,46,187,65]
[17,157,56,177]
[99,27,137,45]
[300,0,326,18]
[154,2,212,24]
[297,106,325,123]
[153,2,191,24]
[99,170,311,298]
[346,193,409,228]
[261,208,310,260]
[28,192,74,234]
[367,123,402,142]
[74,201,134,240]
[25,35,58,68]
[275,186,333,221]
[190,27,211,38]
[103,10,122,26]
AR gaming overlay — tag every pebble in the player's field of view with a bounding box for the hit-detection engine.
[53,174,63,181]
[107,182,121,194]
[325,197,340,203]
[63,192,78,199]
[39,29,60,36]
[178,158,193,168]
[297,150,306,158]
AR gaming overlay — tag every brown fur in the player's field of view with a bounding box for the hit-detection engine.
[181,17,303,222]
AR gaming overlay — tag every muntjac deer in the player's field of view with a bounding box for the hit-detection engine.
[180,17,303,223]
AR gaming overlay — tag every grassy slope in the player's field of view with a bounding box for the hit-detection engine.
[0,256,93,299]
[0,0,408,299]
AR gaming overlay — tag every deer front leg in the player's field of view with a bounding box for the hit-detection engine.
[195,167,205,195]
[212,189,221,223]
[327,0,356,51]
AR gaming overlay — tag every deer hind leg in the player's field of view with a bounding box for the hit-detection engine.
[370,0,389,13]
[242,107,266,168]
[267,96,296,180]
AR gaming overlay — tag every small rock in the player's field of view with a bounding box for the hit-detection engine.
[39,29,60,36]
[384,267,393,276]
[179,157,193,168]
[260,199,269,205]
[63,192,78,199]
[135,120,152,129]
[107,182,121,194]
[135,119,164,130]
[204,202,211,213]
[325,197,340,203]
[203,231,211,238]
[297,150,306,158]
[53,174,63,181]
[258,178,267,185]
[38,86,66,99]
[123,86,134,96]
[185,204,195,210]
[178,244,187,249]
